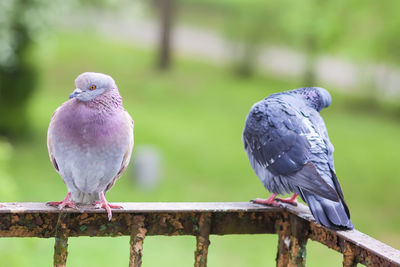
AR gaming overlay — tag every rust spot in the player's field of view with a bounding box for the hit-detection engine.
[160,216,167,226]
[8,226,32,237]
[342,243,356,267]
[35,216,43,226]
[11,215,19,224]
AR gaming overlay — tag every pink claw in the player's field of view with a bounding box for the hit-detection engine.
[251,194,281,207]
[47,192,76,209]
[94,192,122,221]
[276,193,298,206]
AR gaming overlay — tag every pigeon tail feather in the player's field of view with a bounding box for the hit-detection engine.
[300,190,354,230]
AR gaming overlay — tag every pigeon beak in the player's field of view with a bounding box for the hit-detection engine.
[69,88,82,99]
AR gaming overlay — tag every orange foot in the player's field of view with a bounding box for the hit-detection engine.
[276,193,298,206]
[94,192,122,221]
[251,194,281,207]
[47,192,76,209]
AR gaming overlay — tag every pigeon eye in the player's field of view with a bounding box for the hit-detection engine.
[89,85,96,90]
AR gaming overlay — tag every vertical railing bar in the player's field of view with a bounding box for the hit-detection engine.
[54,236,68,267]
[343,243,358,267]
[129,215,147,267]
[275,212,309,267]
[276,212,291,267]
[287,215,309,267]
[194,212,212,267]
[53,213,69,267]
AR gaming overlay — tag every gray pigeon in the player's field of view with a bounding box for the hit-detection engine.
[242,87,353,230]
[47,72,134,220]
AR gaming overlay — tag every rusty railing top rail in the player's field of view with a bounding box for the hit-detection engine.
[0,202,399,267]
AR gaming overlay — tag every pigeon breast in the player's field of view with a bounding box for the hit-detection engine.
[48,94,133,201]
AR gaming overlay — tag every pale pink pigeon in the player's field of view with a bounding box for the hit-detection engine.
[47,72,134,220]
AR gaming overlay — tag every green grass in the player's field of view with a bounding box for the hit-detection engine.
[0,30,399,266]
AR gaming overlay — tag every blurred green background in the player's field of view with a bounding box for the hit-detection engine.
[0,0,399,266]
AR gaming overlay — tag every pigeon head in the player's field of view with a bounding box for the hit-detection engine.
[69,72,116,102]
[296,87,332,112]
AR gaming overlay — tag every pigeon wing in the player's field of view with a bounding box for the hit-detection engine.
[318,117,350,209]
[105,111,134,192]
[47,107,61,172]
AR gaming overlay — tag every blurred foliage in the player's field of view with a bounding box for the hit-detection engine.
[0,0,68,139]
[0,140,18,200]
[372,3,400,65]
[179,0,400,84]
[280,0,350,85]
[224,1,283,77]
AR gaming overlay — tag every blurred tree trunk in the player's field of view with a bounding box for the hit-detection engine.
[157,0,175,70]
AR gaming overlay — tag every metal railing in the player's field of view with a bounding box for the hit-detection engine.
[0,202,399,267]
